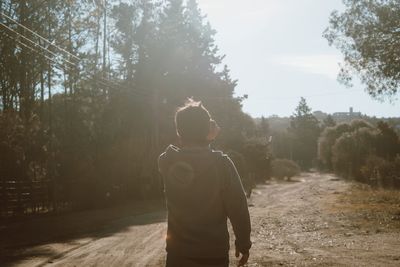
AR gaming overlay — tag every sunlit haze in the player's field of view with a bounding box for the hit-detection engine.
[198,0,399,118]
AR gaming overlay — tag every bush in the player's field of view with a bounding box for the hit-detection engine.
[227,150,255,197]
[241,139,271,182]
[318,123,351,171]
[361,155,400,189]
[331,127,377,179]
[271,159,300,181]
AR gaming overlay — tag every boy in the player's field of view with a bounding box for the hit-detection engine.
[158,100,252,267]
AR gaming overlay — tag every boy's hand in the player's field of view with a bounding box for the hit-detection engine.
[235,247,249,266]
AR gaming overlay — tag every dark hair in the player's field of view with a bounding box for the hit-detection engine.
[175,99,211,144]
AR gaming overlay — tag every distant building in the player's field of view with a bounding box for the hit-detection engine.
[333,107,362,119]
[312,110,327,120]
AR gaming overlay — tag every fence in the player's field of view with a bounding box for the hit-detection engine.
[0,180,55,218]
[0,177,162,219]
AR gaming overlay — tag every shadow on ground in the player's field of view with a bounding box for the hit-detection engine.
[0,201,166,266]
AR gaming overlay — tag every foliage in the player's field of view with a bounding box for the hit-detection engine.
[318,120,375,171]
[332,126,377,179]
[322,115,336,129]
[257,116,270,138]
[227,150,248,179]
[318,118,400,188]
[375,121,400,159]
[241,139,271,182]
[226,136,271,196]
[271,130,293,160]
[318,123,352,171]
[0,111,48,182]
[324,0,400,99]
[360,155,400,188]
[271,159,300,181]
[227,150,254,197]
[288,97,321,170]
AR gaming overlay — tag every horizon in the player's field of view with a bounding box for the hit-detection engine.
[256,107,399,119]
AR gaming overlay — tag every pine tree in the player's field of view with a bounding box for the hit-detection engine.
[289,97,320,169]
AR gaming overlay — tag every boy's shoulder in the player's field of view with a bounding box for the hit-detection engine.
[159,144,229,157]
[158,145,179,162]
[158,145,230,165]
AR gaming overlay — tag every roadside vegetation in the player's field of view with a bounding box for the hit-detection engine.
[0,0,271,218]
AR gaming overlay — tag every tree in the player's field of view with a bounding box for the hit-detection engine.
[324,0,400,99]
[318,123,351,171]
[375,121,400,160]
[257,116,270,138]
[319,118,400,185]
[332,126,378,179]
[241,139,271,182]
[288,97,320,169]
[318,120,373,171]
[271,130,293,160]
[322,115,336,129]
[110,1,138,81]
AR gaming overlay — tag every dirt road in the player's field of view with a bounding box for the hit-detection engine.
[3,173,400,266]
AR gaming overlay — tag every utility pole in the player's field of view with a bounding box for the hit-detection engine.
[153,88,160,149]
[102,0,107,76]
[46,3,56,212]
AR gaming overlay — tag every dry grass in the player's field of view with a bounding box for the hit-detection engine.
[328,183,400,231]
[341,184,400,207]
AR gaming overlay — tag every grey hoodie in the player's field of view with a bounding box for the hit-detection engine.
[158,145,252,258]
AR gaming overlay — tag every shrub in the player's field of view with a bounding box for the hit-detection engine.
[361,155,400,189]
[227,150,254,198]
[241,139,271,182]
[271,159,300,181]
[318,123,351,171]
[331,127,377,179]
[227,150,248,180]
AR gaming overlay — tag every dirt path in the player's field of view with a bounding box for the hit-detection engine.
[3,173,400,266]
[249,173,400,266]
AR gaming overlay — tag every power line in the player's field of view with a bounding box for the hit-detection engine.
[0,29,152,100]
[0,12,131,96]
[0,8,237,102]
[0,8,241,102]
[2,30,57,67]
[0,22,77,68]
[0,11,80,61]
[1,30,115,93]
[0,15,153,99]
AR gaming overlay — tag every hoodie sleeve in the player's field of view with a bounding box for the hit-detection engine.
[220,155,252,254]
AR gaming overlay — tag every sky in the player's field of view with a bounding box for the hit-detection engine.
[197,0,399,118]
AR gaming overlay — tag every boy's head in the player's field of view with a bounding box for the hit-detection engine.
[175,99,212,145]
